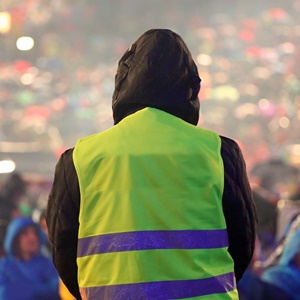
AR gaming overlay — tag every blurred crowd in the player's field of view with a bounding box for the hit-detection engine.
[0,172,75,299]
[1,0,300,299]
[0,0,300,172]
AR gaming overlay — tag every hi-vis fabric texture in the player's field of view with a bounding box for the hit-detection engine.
[73,108,238,300]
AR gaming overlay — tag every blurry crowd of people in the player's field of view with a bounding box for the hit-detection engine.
[0,172,75,299]
[0,0,300,299]
[0,0,300,172]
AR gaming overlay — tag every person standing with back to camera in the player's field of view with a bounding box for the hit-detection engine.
[46,29,257,300]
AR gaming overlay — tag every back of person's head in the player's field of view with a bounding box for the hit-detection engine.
[112,29,201,125]
[3,172,26,195]
[1,173,26,209]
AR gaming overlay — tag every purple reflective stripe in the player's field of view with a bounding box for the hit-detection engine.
[81,272,236,300]
[77,229,228,257]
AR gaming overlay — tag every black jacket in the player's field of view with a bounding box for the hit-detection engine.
[46,29,257,300]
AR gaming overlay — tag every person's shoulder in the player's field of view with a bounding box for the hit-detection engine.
[33,253,52,263]
[75,127,113,146]
[0,257,11,280]
[55,148,74,169]
[219,135,245,159]
[0,256,7,266]
[219,135,246,170]
[32,254,59,277]
[28,254,56,270]
[0,256,13,271]
[60,148,74,159]
[219,135,240,149]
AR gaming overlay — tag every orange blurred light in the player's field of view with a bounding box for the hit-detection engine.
[0,12,11,34]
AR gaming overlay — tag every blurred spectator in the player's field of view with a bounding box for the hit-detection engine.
[238,238,293,300]
[251,188,278,253]
[1,172,26,217]
[0,216,60,300]
[262,228,300,299]
[0,172,26,256]
[0,194,12,257]
[257,214,300,271]
[250,159,300,253]
[238,271,292,299]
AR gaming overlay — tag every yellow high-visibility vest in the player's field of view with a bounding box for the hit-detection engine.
[73,108,238,299]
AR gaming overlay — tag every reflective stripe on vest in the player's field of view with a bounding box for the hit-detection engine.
[80,272,236,299]
[73,108,238,299]
[77,229,229,257]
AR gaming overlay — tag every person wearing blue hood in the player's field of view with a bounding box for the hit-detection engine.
[262,228,300,300]
[0,216,60,300]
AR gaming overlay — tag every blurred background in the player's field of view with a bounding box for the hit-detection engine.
[0,0,300,263]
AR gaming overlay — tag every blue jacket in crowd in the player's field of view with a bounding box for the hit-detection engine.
[262,228,300,300]
[0,217,60,300]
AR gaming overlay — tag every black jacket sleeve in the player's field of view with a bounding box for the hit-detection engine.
[220,136,257,282]
[46,148,81,300]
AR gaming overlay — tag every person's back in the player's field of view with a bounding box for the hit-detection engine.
[75,107,237,299]
[46,29,257,300]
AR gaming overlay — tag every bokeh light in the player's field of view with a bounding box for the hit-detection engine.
[0,12,11,34]
[0,160,16,173]
[279,116,290,128]
[16,36,34,51]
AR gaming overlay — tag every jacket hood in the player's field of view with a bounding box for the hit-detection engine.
[4,217,41,256]
[279,228,300,266]
[112,29,201,125]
